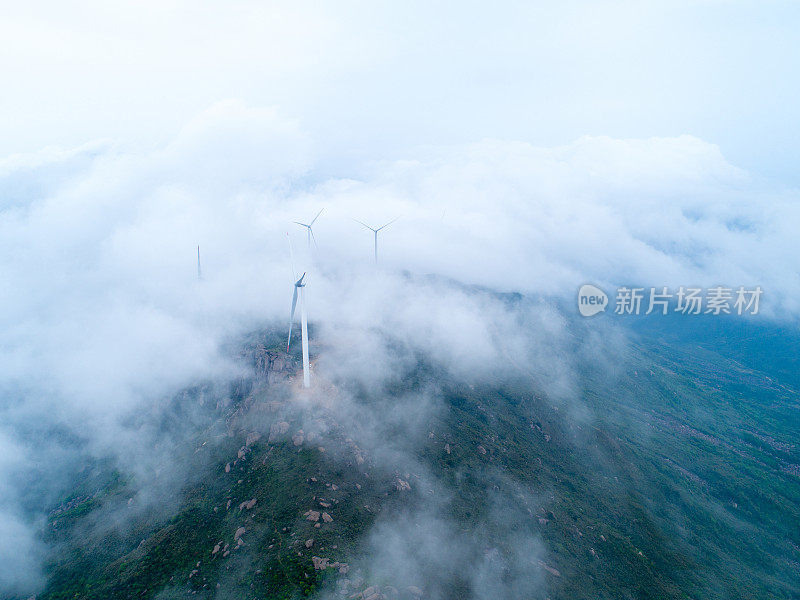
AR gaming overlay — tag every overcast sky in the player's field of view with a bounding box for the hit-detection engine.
[2,1,799,182]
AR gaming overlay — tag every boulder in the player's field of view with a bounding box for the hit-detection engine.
[268,421,290,442]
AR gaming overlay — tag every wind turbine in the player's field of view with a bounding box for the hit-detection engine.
[354,217,398,264]
[197,245,202,280]
[286,235,311,388]
[294,208,324,250]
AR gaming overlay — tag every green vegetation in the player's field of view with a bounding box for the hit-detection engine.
[32,323,800,599]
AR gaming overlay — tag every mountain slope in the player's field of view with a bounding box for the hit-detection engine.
[33,317,800,600]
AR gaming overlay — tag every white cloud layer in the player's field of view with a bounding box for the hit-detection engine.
[0,100,798,595]
[3,2,800,594]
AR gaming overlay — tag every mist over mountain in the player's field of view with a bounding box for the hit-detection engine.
[2,2,800,598]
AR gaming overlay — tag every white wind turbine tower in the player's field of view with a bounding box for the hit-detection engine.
[294,208,324,250]
[286,234,311,388]
[196,245,202,280]
[354,217,398,264]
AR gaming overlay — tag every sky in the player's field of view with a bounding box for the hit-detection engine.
[1,1,800,596]
[1,1,799,182]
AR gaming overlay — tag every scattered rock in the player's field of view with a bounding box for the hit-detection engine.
[395,478,411,492]
[477,445,487,455]
[268,421,290,442]
[245,432,261,447]
[292,430,305,446]
[212,543,221,555]
[445,443,451,454]
[224,463,231,473]
[234,527,246,541]
[538,560,561,577]
[239,498,257,511]
[305,539,314,548]
[304,510,321,522]
[321,512,333,523]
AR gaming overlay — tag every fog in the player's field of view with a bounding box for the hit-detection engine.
[1,99,798,595]
[2,2,800,596]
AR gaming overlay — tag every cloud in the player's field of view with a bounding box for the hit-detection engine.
[0,102,798,596]
[3,1,800,183]
[0,430,43,595]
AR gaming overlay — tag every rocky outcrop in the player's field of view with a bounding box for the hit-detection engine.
[239,498,257,511]
[312,556,349,573]
[246,345,293,383]
[268,421,290,442]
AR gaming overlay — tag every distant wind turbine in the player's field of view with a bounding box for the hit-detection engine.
[354,217,398,263]
[286,234,311,388]
[197,245,202,280]
[294,208,324,250]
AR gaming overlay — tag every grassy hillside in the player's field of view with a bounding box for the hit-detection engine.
[31,321,800,600]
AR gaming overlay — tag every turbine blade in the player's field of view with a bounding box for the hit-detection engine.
[310,228,318,248]
[288,285,298,350]
[294,221,308,227]
[291,286,299,318]
[287,233,297,280]
[310,208,324,225]
[377,217,399,231]
[353,218,376,232]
